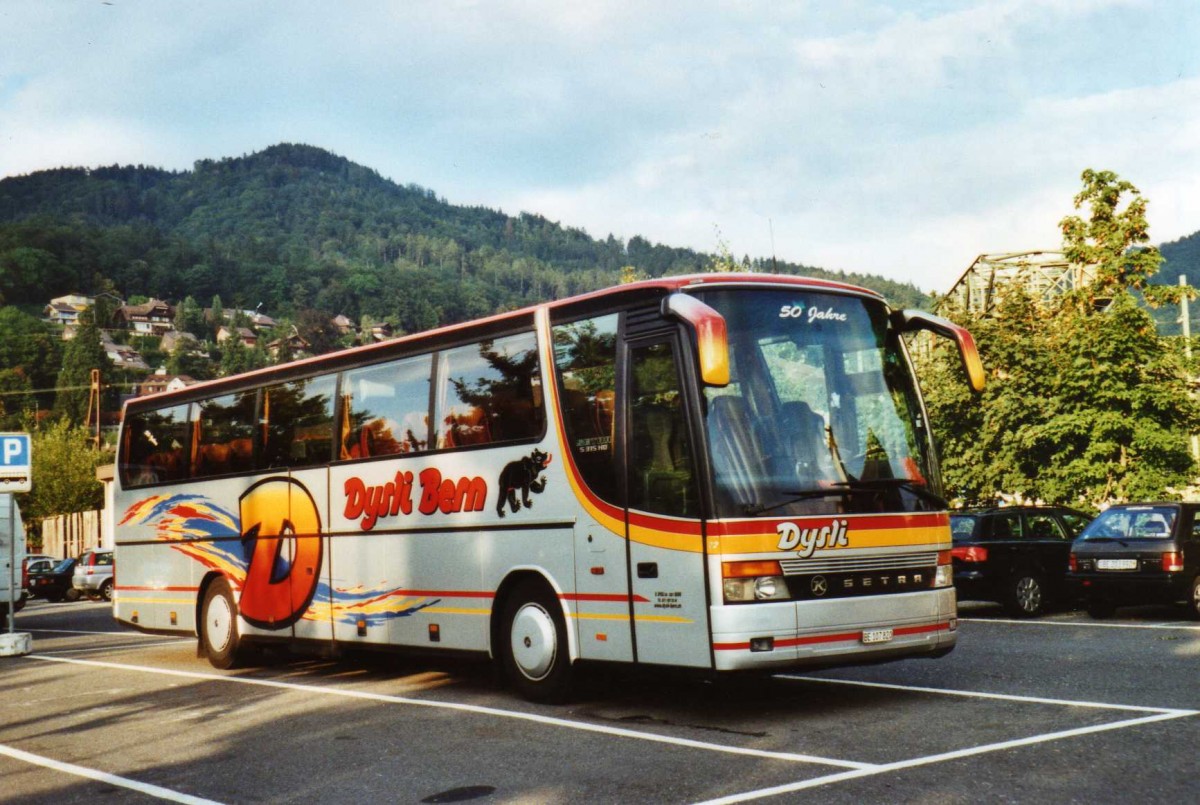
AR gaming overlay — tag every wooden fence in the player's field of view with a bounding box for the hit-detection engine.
[40,510,102,559]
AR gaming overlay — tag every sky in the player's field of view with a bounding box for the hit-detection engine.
[1,0,1198,293]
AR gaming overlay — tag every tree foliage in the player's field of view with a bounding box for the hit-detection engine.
[923,170,1199,507]
[0,143,932,341]
[19,419,107,522]
[53,308,107,426]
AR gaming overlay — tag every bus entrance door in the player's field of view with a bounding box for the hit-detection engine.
[624,338,711,668]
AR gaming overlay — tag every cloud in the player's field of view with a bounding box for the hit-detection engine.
[0,0,1197,294]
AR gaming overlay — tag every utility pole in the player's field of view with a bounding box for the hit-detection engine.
[85,368,102,449]
[1181,275,1199,463]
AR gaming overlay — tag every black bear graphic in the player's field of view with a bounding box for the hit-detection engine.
[496,449,551,517]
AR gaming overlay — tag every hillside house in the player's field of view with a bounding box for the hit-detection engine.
[138,371,198,396]
[100,333,150,371]
[217,326,258,348]
[118,299,175,335]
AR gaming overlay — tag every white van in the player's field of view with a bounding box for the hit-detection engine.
[1,495,27,619]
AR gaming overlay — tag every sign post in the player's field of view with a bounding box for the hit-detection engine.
[1,432,33,656]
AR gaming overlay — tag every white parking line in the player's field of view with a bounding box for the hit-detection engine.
[0,742,222,805]
[25,655,873,771]
[23,654,1198,802]
[35,640,195,656]
[696,710,1194,804]
[29,628,180,637]
[960,617,1200,631]
[781,675,1196,715]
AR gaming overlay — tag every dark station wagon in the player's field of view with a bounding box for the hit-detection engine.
[1068,503,1200,619]
[951,506,1092,616]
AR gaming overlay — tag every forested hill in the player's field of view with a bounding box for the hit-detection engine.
[1145,230,1200,335]
[0,143,930,333]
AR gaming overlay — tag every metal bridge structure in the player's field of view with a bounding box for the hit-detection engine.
[936,250,1101,316]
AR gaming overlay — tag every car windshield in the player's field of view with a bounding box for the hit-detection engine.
[53,558,74,572]
[692,288,940,518]
[1078,506,1177,540]
[950,515,980,540]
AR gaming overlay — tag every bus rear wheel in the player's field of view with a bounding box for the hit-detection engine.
[201,577,246,670]
[501,581,572,703]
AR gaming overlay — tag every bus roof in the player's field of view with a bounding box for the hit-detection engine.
[125,272,884,412]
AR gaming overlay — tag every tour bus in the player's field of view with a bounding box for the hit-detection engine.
[113,273,983,700]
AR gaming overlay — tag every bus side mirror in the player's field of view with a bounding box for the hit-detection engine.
[894,309,986,393]
[663,294,731,387]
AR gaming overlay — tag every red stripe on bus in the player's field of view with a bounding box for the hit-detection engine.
[391,589,495,599]
[115,585,200,592]
[713,621,952,651]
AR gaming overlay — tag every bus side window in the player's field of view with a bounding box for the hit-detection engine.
[341,354,433,460]
[435,332,544,450]
[261,375,336,469]
[120,403,191,486]
[195,392,257,477]
[552,314,619,505]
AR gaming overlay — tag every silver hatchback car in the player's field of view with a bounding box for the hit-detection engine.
[73,548,114,601]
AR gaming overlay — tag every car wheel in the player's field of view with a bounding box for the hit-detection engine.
[1006,573,1045,617]
[1188,576,1200,620]
[65,588,80,602]
[1086,598,1116,619]
[99,579,114,602]
[46,592,64,603]
[501,580,572,703]
[201,576,246,670]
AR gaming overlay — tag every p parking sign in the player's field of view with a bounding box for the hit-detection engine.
[0,433,31,493]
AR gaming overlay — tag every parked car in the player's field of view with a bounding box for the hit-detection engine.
[27,558,79,603]
[73,548,115,601]
[951,505,1092,616]
[1068,503,1200,619]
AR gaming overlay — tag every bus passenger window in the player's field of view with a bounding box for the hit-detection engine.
[341,355,432,459]
[628,341,698,518]
[120,404,191,486]
[435,332,544,449]
[261,375,336,469]
[552,314,619,504]
[195,392,258,477]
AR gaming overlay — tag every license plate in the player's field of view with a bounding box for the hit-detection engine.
[862,628,894,645]
[1097,559,1138,571]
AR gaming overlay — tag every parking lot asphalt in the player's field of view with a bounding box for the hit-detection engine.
[1,598,1197,803]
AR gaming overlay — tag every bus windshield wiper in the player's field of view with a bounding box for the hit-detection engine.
[743,487,852,516]
[829,478,948,509]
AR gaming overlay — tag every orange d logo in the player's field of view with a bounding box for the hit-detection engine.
[238,477,323,629]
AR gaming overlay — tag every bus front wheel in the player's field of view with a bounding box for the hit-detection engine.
[201,577,245,670]
[501,581,572,703]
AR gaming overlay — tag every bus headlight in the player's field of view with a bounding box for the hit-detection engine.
[934,550,953,588]
[722,561,791,602]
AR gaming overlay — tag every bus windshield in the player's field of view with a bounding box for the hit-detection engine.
[692,288,940,518]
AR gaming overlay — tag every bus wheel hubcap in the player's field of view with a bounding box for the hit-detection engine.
[511,603,556,681]
[208,595,233,653]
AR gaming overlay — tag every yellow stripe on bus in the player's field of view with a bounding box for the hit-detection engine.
[421,607,491,616]
[718,526,950,555]
[116,597,195,606]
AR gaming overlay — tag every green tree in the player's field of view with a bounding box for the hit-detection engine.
[0,368,35,429]
[18,419,107,523]
[210,295,225,339]
[54,307,107,425]
[0,307,61,408]
[173,295,206,336]
[923,169,1199,507]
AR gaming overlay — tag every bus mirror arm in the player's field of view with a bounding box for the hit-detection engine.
[894,309,986,393]
[662,294,731,387]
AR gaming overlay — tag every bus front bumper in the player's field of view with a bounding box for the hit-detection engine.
[710,588,958,671]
